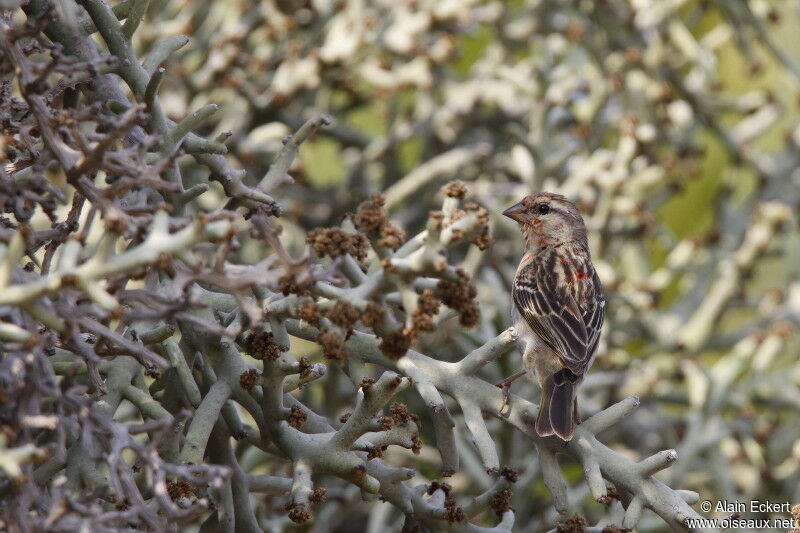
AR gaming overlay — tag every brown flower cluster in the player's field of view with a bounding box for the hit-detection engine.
[424,481,465,519]
[277,269,314,296]
[166,478,195,501]
[411,435,422,455]
[285,503,311,523]
[472,226,492,251]
[428,210,445,230]
[442,180,468,199]
[375,402,422,442]
[310,487,327,504]
[312,292,431,362]
[443,496,465,523]
[298,299,322,326]
[353,193,388,232]
[304,298,386,357]
[242,330,285,361]
[288,405,308,429]
[378,330,412,360]
[361,301,386,327]
[433,183,492,250]
[500,467,519,483]
[378,223,405,250]
[427,480,452,496]
[317,328,346,365]
[307,227,370,262]
[378,415,394,430]
[436,268,480,327]
[489,488,513,516]
[556,515,588,533]
[353,193,406,251]
[367,445,388,460]
[329,300,361,330]
[298,356,313,379]
[312,299,405,365]
[389,402,421,427]
[239,369,260,391]
[409,289,440,336]
[465,202,492,250]
[600,526,631,533]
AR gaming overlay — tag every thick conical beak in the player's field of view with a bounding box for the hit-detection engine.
[502,201,527,223]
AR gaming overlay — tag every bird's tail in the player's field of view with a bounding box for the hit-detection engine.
[536,369,580,441]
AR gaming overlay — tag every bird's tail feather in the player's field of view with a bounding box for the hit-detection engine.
[535,375,556,437]
[536,370,579,441]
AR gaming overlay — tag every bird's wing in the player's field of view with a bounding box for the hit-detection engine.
[513,250,601,375]
[583,268,605,362]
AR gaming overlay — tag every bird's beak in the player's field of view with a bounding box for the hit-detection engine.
[502,201,527,223]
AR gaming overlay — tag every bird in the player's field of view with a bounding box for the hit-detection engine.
[499,192,605,441]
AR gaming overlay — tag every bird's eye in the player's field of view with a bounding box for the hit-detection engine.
[536,204,550,215]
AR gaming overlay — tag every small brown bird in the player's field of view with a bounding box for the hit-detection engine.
[500,192,604,441]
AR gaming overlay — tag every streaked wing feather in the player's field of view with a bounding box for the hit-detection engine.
[513,288,561,351]
[513,247,603,375]
[584,269,605,360]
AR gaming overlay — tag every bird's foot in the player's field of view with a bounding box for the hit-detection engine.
[495,370,527,414]
[497,382,512,413]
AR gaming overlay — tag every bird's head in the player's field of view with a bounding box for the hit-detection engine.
[502,192,587,251]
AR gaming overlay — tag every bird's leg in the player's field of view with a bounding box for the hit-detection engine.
[496,370,527,412]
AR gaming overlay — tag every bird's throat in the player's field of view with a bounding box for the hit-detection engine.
[523,225,557,254]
